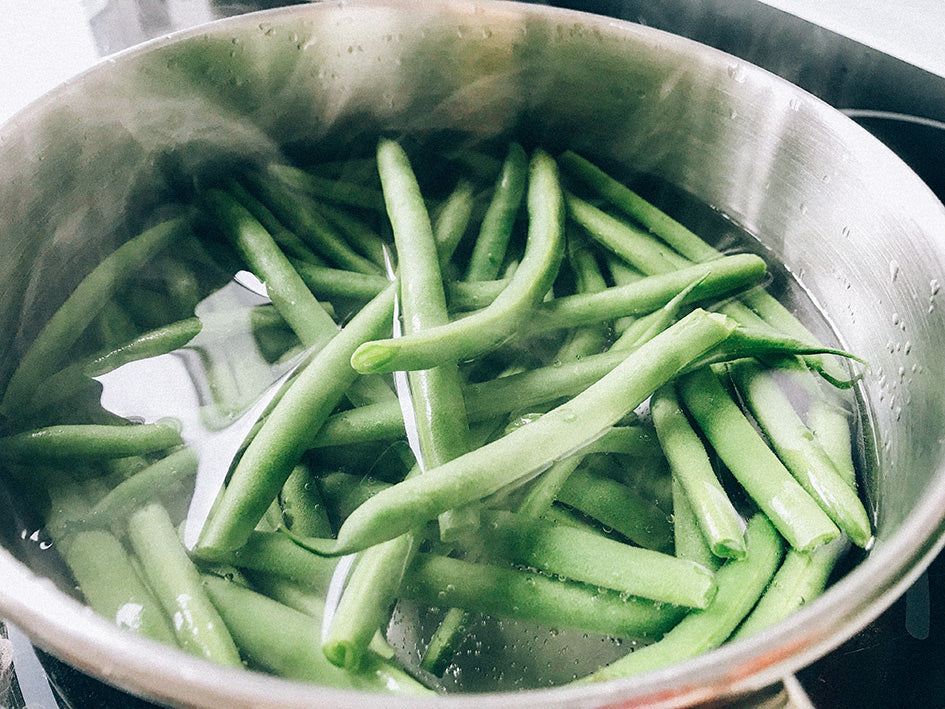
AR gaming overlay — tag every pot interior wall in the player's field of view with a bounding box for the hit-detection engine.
[2,2,945,706]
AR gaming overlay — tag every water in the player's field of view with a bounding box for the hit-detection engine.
[0,141,872,693]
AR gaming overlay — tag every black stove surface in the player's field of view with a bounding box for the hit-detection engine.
[3,2,945,707]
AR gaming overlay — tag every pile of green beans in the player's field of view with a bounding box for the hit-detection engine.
[0,137,871,694]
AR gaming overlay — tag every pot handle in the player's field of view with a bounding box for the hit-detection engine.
[726,675,817,708]
[778,675,818,708]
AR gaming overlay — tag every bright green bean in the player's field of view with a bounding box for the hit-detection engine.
[672,476,722,572]
[400,553,686,640]
[555,466,673,553]
[566,193,687,275]
[432,179,476,267]
[315,471,394,528]
[677,366,840,552]
[582,514,783,681]
[201,575,432,694]
[279,464,333,538]
[378,137,477,538]
[464,142,528,281]
[476,510,716,608]
[651,384,746,559]
[291,308,736,556]
[1,215,189,417]
[202,188,337,349]
[289,260,391,302]
[316,315,836,450]
[194,283,396,559]
[733,535,850,640]
[212,530,339,593]
[349,149,565,374]
[244,170,384,275]
[266,163,387,212]
[0,421,183,462]
[127,503,242,665]
[559,150,718,262]
[64,529,178,645]
[86,446,198,524]
[226,177,326,265]
[517,253,765,338]
[323,532,419,670]
[728,359,872,547]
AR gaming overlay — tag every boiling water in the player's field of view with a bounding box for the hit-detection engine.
[0,150,872,693]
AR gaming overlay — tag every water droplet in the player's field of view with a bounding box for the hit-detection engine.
[889,260,900,282]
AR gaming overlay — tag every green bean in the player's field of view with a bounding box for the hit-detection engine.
[323,532,419,670]
[401,553,685,640]
[202,188,337,349]
[25,318,201,415]
[554,232,610,361]
[313,200,390,269]
[291,308,735,556]
[226,177,326,265]
[517,253,765,338]
[582,514,783,681]
[266,163,387,212]
[464,142,528,281]
[0,421,183,463]
[379,137,477,537]
[323,141,481,671]
[559,150,718,263]
[727,359,872,547]
[562,150,851,388]
[677,366,840,552]
[212,530,339,593]
[63,529,178,644]
[672,476,722,572]
[349,149,565,374]
[245,170,384,275]
[316,471,394,528]
[279,464,333,538]
[289,260,391,302]
[193,283,396,559]
[200,575,432,694]
[1,215,189,417]
[127,503,242,665]
[808,396,857,488]
[420,606,471,676]
[651,384,746,559]
[432,179,476,267]
[445,279,510,311]
[555,466,673,552]
[317,317,832,451]
[733,535,850,640]
[86,446,198,524]
[566,193,687,275]
[477,510,716,608]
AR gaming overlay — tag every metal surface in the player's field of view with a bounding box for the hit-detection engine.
[2,1,945,707]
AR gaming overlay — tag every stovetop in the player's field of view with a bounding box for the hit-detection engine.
[2,2,945,707]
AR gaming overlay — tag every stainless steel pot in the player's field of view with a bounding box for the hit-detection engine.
[2,1,945,707]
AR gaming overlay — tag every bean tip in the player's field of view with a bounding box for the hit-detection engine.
[350,341,398,373]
